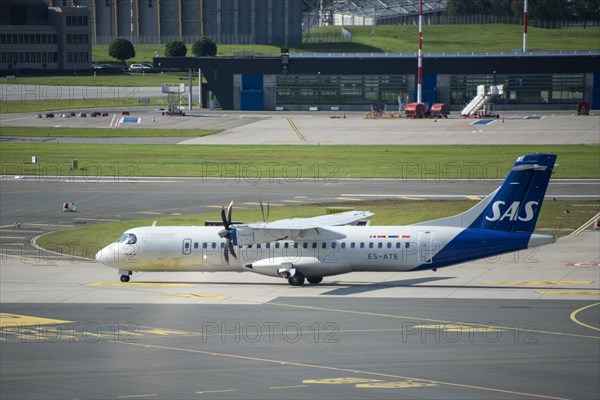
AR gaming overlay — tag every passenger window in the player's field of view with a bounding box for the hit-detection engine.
[360,242,364,249]
[211,243,216,249]
[341,243,346,249]
[303,243,308,249]
[378,242,383,249]
[257,244,261,249]
[312,242,317,249]
[275,242,280,249]
[332,242,337,249]
[387,242,392,249]
[405,242,410,249]
[202,243,207,249]
[351,242,355,249]
[322,242,327,249]
[369,243,374,249]
[266,243,271,249]
[194,243,199,249]
[396,242,401,249]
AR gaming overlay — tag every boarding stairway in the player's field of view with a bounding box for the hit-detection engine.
[461,84,504,117]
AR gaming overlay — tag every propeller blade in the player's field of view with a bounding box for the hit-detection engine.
[224,241,230,264]
[227,240,237,261]
[226,201,234,227]
[266,200,270,222]
[258,199,267,222]
[220,207,229,228]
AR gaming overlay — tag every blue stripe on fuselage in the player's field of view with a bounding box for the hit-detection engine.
[412,228,532,271]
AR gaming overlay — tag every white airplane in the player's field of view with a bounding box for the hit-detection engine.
[96,154,557,286]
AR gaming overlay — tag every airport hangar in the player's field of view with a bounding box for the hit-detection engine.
[155,51,600,112]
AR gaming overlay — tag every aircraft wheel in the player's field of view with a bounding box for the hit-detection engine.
[288,273,305,286]
[307,277,323,285]
[120,275,130,283]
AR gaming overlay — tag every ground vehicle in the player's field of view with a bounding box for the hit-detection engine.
[405,102,427,118]
[129,63,155,73]
[577,101,590,115]
[94,64,125,74]
[431,103,450,118]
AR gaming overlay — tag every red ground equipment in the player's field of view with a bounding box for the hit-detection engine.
[577,101,590,115]
[430,103,450,118]
[405,102,426,118]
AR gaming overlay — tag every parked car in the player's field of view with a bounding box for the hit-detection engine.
[94,64,125,74]
[129,63,155,73]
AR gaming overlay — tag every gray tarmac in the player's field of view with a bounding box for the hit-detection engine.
[1,109,599,145]
[1,107,599,400]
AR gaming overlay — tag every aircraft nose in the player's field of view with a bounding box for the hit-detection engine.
[95,246,112,265]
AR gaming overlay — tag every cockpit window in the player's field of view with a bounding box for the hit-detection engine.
[116,233,137,244]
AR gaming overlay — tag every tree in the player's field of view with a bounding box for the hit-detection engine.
[165,41,187,57]
[192,37,218,57]
[571,0,600,26]
[108,38,135,64]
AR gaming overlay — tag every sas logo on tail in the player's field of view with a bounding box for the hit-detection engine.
[485,201,539,222]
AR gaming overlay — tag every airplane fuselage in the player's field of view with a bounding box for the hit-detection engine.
[96,225,554,278]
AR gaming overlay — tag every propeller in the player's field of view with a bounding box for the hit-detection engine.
[259,199,270,222]
[218,201,237,264]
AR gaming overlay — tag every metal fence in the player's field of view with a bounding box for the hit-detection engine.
[302,11,600,31]
[377,14,600,28]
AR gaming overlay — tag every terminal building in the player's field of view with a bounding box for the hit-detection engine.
[155,51,600,111]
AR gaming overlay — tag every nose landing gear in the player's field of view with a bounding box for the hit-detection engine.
[119,270,132,283]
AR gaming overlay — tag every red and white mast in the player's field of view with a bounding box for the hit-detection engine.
[522,0,528,52]
[417,0,423,103]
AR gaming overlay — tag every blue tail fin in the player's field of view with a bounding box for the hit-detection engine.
[468,154,556,233]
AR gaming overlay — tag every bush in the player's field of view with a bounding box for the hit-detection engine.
[165,41,187,57]
[192,37,218,57]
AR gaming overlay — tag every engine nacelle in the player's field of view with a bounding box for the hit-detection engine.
[244,257,351,278]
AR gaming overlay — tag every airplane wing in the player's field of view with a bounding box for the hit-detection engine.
[246,210,373,230]
[234,211,373,245]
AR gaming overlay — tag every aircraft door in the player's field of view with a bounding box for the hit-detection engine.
[418,231,433,264]
[182,238,192,255]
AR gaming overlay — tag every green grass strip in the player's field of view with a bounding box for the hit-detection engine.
[1,144,598,179]
[0,74,199,87]
[1,126,221,138]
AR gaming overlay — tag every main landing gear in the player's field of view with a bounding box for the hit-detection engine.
[288,273,305,286]
[287,273,323,286]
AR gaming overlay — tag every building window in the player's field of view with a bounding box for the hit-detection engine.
[149,0,153,7]
[276,74,407,106]
[450,73,585,106]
